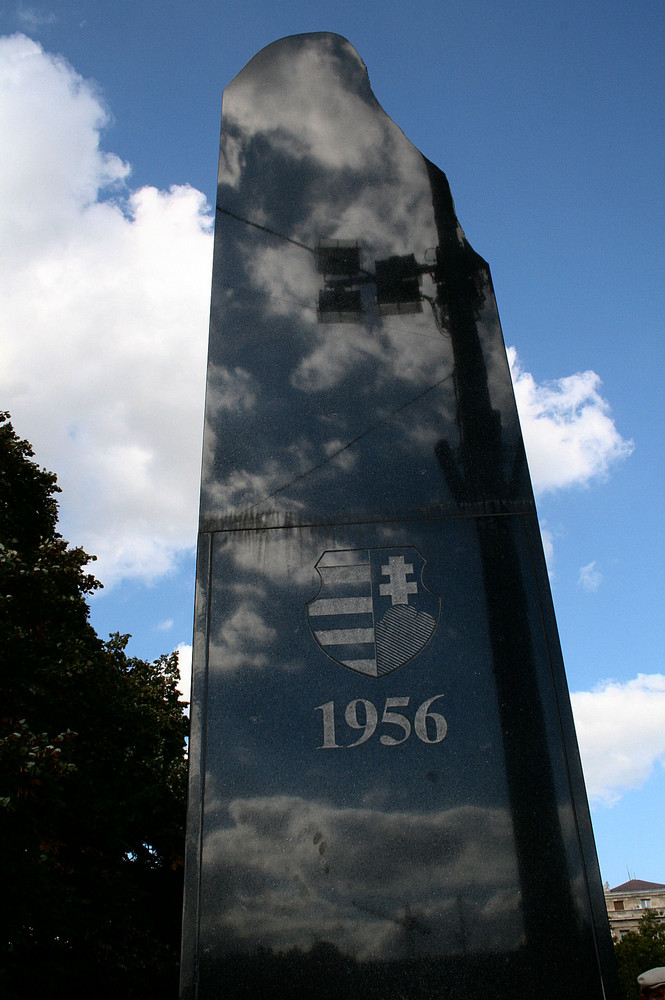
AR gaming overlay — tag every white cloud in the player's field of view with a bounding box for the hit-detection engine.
[578,560,603,592]
[539,521,555,567]
[175,642,192,703]
[15,7,58,30]
[0,34,632,591]
[0,34,212,587]
[508,348,633,496]
[572,674,665,806]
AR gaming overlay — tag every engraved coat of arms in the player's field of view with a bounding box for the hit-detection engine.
[307,548,440,677]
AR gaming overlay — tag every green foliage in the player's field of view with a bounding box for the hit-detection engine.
[0,414,190,998]
[614,910,665,1000]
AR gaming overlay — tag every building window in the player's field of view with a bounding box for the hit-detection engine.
[641,899,652,909]
[614,900,624,911]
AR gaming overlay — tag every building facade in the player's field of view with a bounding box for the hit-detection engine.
[604,880,665,940]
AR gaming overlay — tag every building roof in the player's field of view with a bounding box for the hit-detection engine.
[610,880,665,893]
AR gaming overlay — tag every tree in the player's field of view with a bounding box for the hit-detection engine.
[0,413,190,999]
[614,910,665,1000]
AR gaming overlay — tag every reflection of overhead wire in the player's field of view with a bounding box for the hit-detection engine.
[217,206,376,280]
[221,281,314,314]
[217,206,315,254]
[250,368,454,512]
[218,207,454,510]
[226,280,447,341]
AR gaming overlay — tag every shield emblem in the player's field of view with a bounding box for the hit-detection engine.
[307,547,440,677]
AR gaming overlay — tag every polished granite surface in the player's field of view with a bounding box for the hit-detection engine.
[181,33,619,1000]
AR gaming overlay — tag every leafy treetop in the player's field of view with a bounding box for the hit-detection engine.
[0,413,190,1000]
[614,910,665,1000]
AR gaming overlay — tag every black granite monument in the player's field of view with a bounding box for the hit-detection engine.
[180,33,619,1000]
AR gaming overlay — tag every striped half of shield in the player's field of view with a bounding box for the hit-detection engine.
[307,548,440,677]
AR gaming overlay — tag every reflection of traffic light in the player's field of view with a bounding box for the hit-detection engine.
[315,238,362,277]
[317,287,363,324]
[375,254,423,315]
[316,239,365,323]
[316,241,429,323]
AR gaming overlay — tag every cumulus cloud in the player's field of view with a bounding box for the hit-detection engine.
[0,34,632,590]
[508,348,633,495]
[572,674,665,806]
[0,34,212,586]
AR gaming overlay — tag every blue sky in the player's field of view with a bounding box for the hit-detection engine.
[0,0,663,890]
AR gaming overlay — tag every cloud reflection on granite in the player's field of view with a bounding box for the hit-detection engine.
[201,796,522,959]
[182,31,618,1000]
